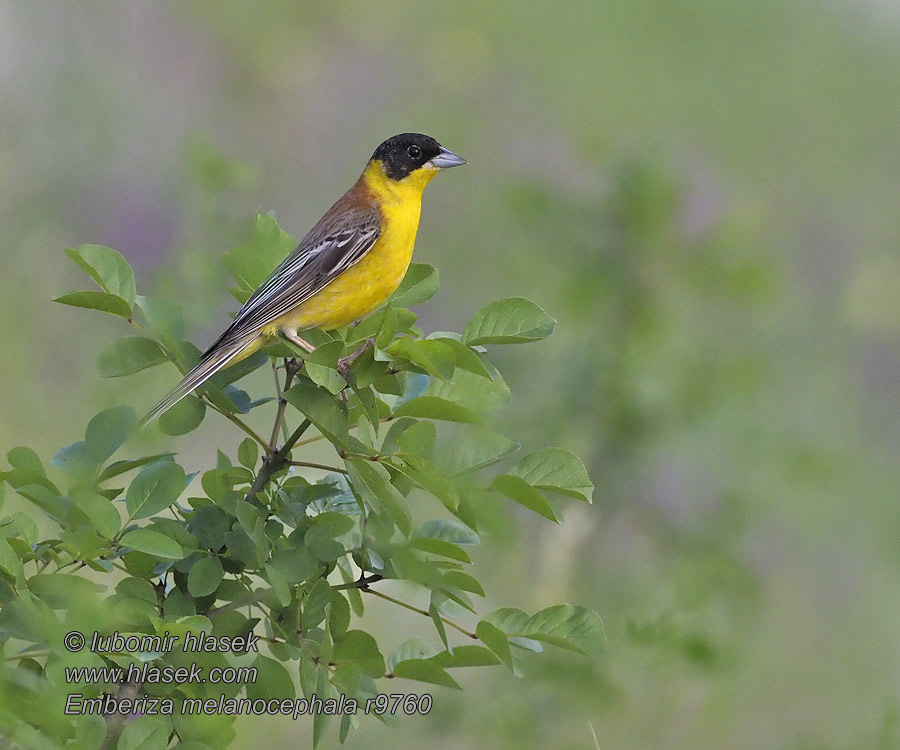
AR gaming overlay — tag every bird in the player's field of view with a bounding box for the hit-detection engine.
[140,132,466,426]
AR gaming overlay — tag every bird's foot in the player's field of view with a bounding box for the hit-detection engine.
[337,338,376,382]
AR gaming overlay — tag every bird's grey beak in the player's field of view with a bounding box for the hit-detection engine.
[428,147,467,169]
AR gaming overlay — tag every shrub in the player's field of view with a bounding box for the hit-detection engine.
[0,213,602,748]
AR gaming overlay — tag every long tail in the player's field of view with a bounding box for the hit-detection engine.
[139,333,261,427]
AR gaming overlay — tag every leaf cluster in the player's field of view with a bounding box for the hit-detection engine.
[0,214,602,748]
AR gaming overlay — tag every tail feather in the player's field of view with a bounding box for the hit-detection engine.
[139,333,260,427]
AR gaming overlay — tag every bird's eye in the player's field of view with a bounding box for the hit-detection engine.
[407,144,421,159]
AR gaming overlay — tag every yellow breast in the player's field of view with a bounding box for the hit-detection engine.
[273,161,438,333]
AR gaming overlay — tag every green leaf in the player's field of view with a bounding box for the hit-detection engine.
[116,715,168,750]
[268,548,317,583]
[237,438,258,470]
[51,441,98,482]
[413,519,480,546]
[408,537,471,563]
[53,290,132,318]
[134,296,184,356]
[305,361,348,395]
[425,367,510,412]
[431,645,502,668]
[333,630,386,677]
[85,405,136,462]
[12,512,38,545]
[351,307,398,349]
[337,559,364,617]
[390,263,440,307]
[490,474,559,522]
[97,336,167,377]
[441,571,485,597]
[265,563,291,607]
[246,655,296,701]
[188,505,231,550]
[393,396,480,424]
[64,244,136,306]
[126,461,187,520]
[75,714,107,750]
[98,453,176,482]
[510,447,594,504]
[0,538,22,579]
[438,427,519,475]
[150,518,196,550]
[352,384,383,434]
[303,339,344,367]
[74,492,121,539]
[120,529,183,559]
[305,513,354,561]
[387,638,436,672]
[387,338,455,380]
[13,484,71,526]
[476,620,513,670]
[485,604,605,655]
[301,577,331,632]
[395,420,436,457]
[462,297,556,345]
[187,556,224,597]
[283,380,350,446]
[428,601,450,652]
[330,590,351,639]
[345,458,411,537]
[430,336,492,378]
[7,446,44,473]
[224,213,297,291]
[158,396,206,436]
[391,658,460,689]
[28,573,104,607]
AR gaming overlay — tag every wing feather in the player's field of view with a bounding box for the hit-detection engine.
[203,206,381,354]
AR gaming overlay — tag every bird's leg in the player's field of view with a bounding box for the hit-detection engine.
[283,330,316,354]
[337,338,376,381]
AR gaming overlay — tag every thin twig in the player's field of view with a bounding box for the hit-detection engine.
[203,399,269,449]
[269,358,301,451]
[332,574,383,591]
[268,359,284,450]
[363,588,478,639]
[287,460,348,474]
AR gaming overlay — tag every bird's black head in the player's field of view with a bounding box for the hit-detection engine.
[370,133,465,181]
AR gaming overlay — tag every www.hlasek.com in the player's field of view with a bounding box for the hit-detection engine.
[62,630,433,718]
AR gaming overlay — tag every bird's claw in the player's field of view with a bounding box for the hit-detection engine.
[337,338,376,382]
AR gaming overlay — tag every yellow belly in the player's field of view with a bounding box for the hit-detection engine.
[267,196,422,334]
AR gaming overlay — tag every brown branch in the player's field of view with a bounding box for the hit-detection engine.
[244,419,312,503]
[332,573,383,591]
[287,460,348,474]
[269,358,301,451]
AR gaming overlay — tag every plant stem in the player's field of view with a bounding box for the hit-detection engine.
[244,419,312,502]
[287,460,348,474]
[204,401,269,449]
[332,574,383,591]
[363,588,477,639]
[269,358,300,451]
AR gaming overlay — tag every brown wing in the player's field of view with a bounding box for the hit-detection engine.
[203,198,381,354]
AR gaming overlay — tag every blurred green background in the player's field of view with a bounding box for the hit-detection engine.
[3,1,900,747]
